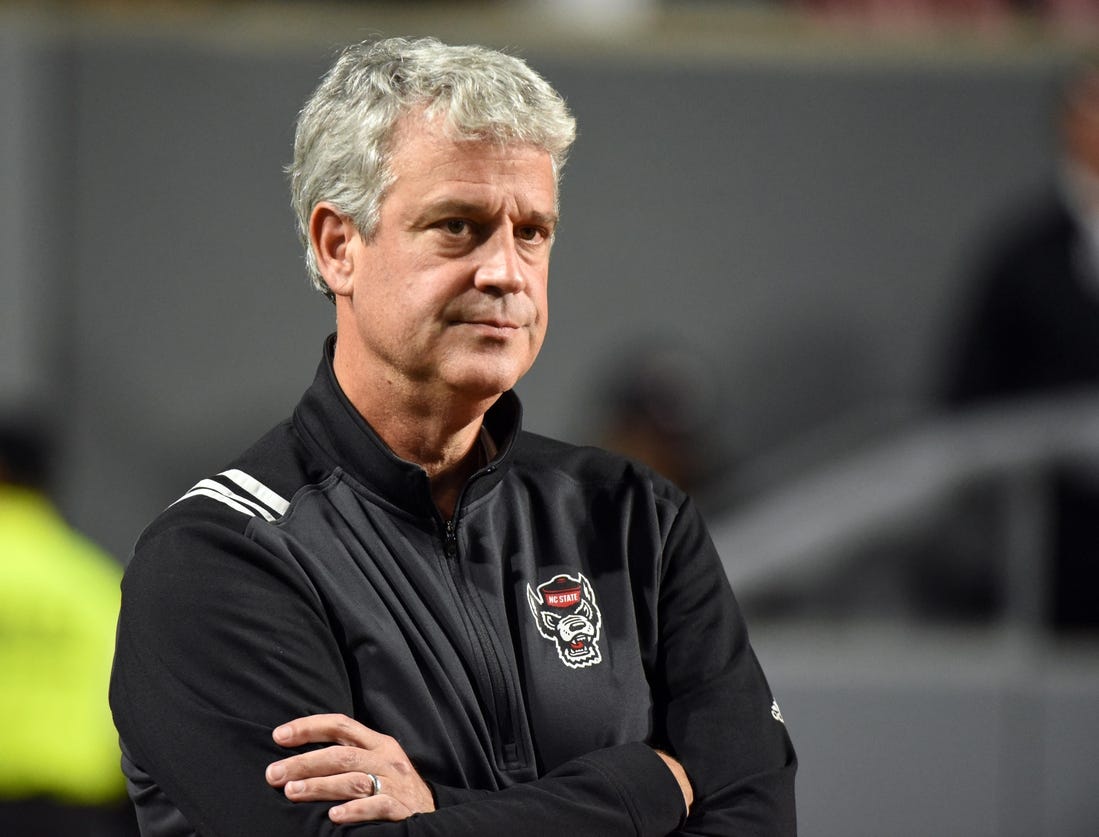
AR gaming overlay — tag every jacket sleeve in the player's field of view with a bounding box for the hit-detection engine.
[110,509,685,837]
[654,498,798,836]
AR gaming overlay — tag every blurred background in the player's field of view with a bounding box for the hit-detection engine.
[3,0,1099,834]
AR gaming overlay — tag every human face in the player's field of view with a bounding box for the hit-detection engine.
[338,114,557,408]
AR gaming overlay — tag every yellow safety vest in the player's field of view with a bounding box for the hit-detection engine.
[0,485,126,803]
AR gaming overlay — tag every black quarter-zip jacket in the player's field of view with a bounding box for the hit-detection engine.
[110,336,796,836]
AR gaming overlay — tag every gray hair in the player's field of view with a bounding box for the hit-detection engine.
[289,36,577,299]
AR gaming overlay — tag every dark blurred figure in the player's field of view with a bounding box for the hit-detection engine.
[594,341,727,506]
[0,414,138,835]
[943,57,1099,631]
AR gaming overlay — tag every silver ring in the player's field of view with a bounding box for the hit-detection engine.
[366,772,382,796]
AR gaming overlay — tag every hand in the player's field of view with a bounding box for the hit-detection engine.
[265,713,436,824]
[654,749,694,816]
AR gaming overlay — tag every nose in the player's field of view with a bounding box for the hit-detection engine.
[474,227,525,296]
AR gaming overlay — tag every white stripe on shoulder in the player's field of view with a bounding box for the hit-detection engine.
[220,469,291,515]
[178,479,278,521]
[173,486,261,518]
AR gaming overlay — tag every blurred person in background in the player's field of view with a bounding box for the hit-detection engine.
[594,340,726,504]
[942,56,1099,630]
[110,36,795,837]
[0,414,137,835]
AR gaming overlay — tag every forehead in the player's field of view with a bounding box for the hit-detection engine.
[385,112,557,205]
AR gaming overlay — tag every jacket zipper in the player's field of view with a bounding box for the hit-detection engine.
[444,518,458,559]
[439,498,525,771]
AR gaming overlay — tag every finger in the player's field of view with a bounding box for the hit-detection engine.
[273,713,389,750]
[282,773,380,803]
[329,795,414,825]
[266,745,375,787]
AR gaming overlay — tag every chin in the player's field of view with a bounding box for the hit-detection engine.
[451,347,535,388]
[448,364,527,400]
[456,377,520,401]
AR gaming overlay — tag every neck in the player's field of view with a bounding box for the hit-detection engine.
[392,415,486,520]
[332,339,497,520]
[423,428,487,520]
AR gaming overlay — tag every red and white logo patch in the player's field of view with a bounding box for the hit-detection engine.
[526,572,603,669]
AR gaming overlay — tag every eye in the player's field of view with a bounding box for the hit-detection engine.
[443,219,471,235]
[516,225,547,244]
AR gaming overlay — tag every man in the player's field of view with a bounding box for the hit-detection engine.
[110,37,796,836]
[942,57,1099,629]
[944,58,1099,406]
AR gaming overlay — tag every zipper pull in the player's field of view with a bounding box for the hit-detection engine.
[444,518,458,559]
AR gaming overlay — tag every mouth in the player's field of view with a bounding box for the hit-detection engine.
[455,318,524,337]
[466,318,521,329]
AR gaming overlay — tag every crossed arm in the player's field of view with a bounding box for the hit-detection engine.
[112,523,700,836]
[264,713,693,826]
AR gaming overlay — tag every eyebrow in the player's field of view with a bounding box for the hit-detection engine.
[414,199,558,230]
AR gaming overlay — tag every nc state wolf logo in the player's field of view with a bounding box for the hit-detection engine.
[526,572,602,669]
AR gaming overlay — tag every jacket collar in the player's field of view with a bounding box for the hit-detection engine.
[292,334,521,520]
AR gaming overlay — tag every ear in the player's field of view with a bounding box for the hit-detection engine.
[309,202,359,298]
[539,610,562,635]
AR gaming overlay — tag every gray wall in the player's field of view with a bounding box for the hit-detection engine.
[0,21,73,419]
[532,55,1058,448]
